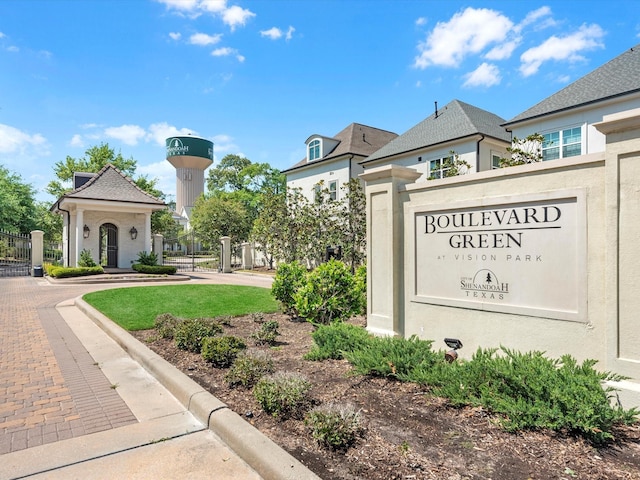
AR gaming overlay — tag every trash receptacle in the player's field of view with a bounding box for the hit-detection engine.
[33,266,43,277]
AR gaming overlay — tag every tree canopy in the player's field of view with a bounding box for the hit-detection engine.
[0,164,37,234]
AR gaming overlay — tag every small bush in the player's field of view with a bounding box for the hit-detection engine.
[250,312,265,323]
[216,315,233,326]
[154,313,180,339]
[294,259,361,325]
[353,264,367,315]
[254,371,313,418]
[305,322,371,361]
[131,264,177,275]
[251,320,280,345]
[271,261,307,315]
[136,251,158,266]
[225,349,275,387]
[201,336,247,367]
[174,318,223,353]
[48,266,104,278]
[78,249,97,267]
[305,402,364,450]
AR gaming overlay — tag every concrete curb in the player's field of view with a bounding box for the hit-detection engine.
[75,297,320,480]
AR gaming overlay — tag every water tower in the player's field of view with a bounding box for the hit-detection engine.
[166,136,214,215]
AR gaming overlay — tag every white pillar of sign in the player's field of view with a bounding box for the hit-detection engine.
[220,236,232,273]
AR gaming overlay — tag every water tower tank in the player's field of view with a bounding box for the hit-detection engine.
[166,136,214,214]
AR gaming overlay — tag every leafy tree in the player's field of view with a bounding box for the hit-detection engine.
[251,189,287,269]
[499,133,545,167]
[336,179,366,273]
[190,195,250,247]
[34,202,62,243]
[427,151,470,180]
[0,165,37,234]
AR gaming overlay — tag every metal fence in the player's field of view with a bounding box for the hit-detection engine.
[162,231,219,273]
[0,231,31,277]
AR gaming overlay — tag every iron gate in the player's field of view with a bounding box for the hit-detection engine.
[163,231,219,273]
[0,231,31,277]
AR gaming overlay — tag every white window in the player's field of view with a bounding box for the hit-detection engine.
[328,180,337,201]
[492,153,502,169]
[542,127,582,161]
[429,155,453,179]
[309,139,320,161]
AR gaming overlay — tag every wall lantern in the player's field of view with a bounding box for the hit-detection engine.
[130,226,138,240]
[83,224,90,239]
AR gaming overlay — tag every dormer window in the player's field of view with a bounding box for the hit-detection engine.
[309,139,320,161]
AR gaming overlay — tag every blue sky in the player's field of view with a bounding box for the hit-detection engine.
[1,0,639,203]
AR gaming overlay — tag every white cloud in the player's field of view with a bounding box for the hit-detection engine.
[0,32,5,39]
[286,26,295,40]
[189,32,222,46]
[7,45,19,53]
[485,39,520,61]
[0,124,48,155]
[236,54,245,62]
[463,62,501,88]
[211,134,237,154]
[519,23,605,77]
[137,160,177,199]
[69,134,84,148]
[211,47,236,57]
[199,0,227,13]
[147,123,196,146]
[516,6,553,33]
[260,27,282,40]
[104,124,147,146]
[414,7,514,69]
[169,32,181,41]
[221,5,255,30]
[415,17,427,27]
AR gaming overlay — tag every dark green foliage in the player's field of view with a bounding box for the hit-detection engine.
[48,266,104,278]
[271,261,307,315]
[174,318,223,353]
[251,320,280,345]
[431,347,638,444]
[225,349,275,388]
[353,264,367,315]
[305,402,364,450]
[136,251,158,266]
[295,259,361,325]
[78,249,97,267]
[254,371,312,418]
[344,335,440,382]
[201,336,247,368]
[305,322,371,361]
[154,313,180,339]
[131,264,177,275]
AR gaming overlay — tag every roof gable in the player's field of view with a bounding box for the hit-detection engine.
[58,164,165,206]
[363,100,509,163]
[284,123,398,173]
[504,44,640,126]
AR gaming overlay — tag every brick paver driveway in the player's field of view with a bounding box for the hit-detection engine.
[0,277,137,454]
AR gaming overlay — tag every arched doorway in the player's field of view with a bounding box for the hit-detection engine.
[100,223,118,268]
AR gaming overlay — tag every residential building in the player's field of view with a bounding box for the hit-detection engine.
[361,99,511,177]
[503,44,640,160]
[284,123,398,202]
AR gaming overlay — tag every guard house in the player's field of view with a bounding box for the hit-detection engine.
[51,164,165,268]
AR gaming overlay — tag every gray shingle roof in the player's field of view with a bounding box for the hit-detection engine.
[60,164,165,206]
[284,123,398,173]
[504,44,640,126]
[362,99,509,164]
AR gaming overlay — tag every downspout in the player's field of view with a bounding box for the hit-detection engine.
[476,135,485,172]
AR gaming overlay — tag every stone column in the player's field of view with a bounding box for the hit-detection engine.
[153,234,164,265]
[220,236,232,273]
[360,165,421,337]
[31,230,44,269]
[145,212,152,253]
[241,242,253,270]
[74,208,84,267]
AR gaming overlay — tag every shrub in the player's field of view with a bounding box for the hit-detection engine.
[344,335,440,382]
[154,313,180,339]
[431,347,638,444]
[254,371,312,418]
[353,264,367,315]
[131,264,177,275]
[294,259,361,325]
[216,315,233,326]
[174,318,223,353]
[78,249,97,267]
[305,402,364,450]
[201,336,247,367]
[136,251,158,266]
[251,320,280,345]
[225,349,275,387]
[305,322,371,361]
[271,261,307,315]
[250,312,265,323]
[48,266,104,278]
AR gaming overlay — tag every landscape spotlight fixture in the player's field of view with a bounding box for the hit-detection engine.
[444,338,463,363]
[130,226,138,240]
[83,224,90,239]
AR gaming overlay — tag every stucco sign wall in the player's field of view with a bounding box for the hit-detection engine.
[410,190,587,322]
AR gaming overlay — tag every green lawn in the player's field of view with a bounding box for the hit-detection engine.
[83,284,279,331]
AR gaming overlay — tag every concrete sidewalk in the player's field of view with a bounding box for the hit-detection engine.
[0,275,319,480]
